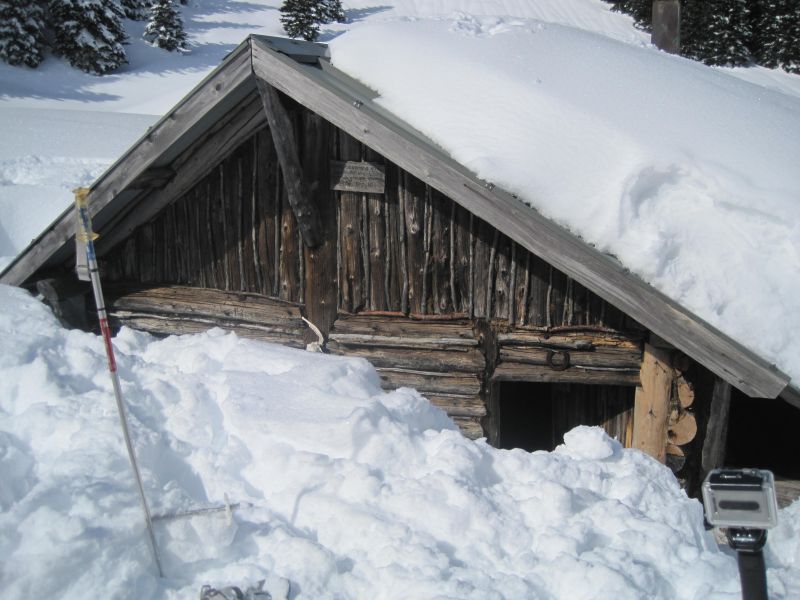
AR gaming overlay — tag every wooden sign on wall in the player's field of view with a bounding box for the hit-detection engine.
[330,160,385,194]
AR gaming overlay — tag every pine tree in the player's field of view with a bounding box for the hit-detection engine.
[280,0,346,42]
[612,0,653,31]
[752,0,800,73]
[318,0,345,25]
[776,1,800,73]
[120,0,150,21]
[280,0,321,41]
[702,0,752,66]
[144,0,188,52]
[680,0,710,61]
[0,0,47,68]
[48,0,127,74]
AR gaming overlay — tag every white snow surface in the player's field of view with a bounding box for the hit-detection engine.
[0,107,156,270]
[1,284,799,599]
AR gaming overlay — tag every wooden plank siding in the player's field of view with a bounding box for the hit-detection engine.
[103,108,630,337]
[99,99,649,439]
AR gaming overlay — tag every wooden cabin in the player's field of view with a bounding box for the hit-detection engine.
[3,36,798,500]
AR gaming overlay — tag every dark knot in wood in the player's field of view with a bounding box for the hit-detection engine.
[546,349,571,371]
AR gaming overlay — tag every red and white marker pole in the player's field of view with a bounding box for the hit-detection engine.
[75,188,163,578]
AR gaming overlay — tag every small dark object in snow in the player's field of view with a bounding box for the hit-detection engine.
[200,580,273,600]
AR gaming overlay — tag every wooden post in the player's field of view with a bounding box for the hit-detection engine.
[632,343,674,462]
[652,0,680,54]
[256,80,322,248]
[701,378,731,475]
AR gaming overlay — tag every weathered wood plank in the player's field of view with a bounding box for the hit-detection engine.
[256,79,322,248]
[498,330,642,350]
[632,343,674,463]
[425,394,487,418]
[376,368,482,395]
[256,130,274,295]
[453,203,471,314]
[404,173,426,315]
[431,190,451,313]
[451,417,485,440]
[330,314,475,339]
[104,284,304,323]
[701,378,731,475]
[329,333,477,349]
[471,219,491,318]
[499,346,642,369]
[494,235,512,321]
[326,343,485,372]
[219,164,232,290]
[384,164,402,312]
[138,223,155,282]
[279,179,299,302]
[492,363,640,386]
[203,179,220,289]
[98,95,267,259]
[109,313,306,348]
[396,169,409,314]
[368,193,386,311]
[301,110,338,340]
[330,160,385,194]
[337,132,364,313]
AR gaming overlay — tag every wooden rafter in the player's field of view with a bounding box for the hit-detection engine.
[256,79,322,248]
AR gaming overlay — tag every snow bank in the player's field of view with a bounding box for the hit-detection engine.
[2,285,798,598]
[330,15,800,384]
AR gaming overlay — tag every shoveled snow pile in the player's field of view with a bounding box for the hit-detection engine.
[1,284,799,599]
[329,14,800,385]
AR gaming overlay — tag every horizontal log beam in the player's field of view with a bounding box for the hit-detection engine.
[376,368,482,395]
[498,331,642,350]
[332,314,475,339]
[109,313,306,347]
[499,346,641,369]
[329,332,477,349]
[105,284,303,325]
[425,393,487,418]
[451,417,484,439]
[326,343,485,373]
[491,362,640,386]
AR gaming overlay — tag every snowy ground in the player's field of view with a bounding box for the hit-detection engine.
[1,284,799,599]
[2,2,800,597]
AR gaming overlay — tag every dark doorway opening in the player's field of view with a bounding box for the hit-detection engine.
[496,382,635,452]
[725,390,800,479]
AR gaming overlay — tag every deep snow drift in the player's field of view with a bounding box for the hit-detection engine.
[1,285,799,599]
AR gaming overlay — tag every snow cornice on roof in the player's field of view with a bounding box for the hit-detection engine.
[0,34,792,401]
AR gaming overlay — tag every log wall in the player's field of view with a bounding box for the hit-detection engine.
[101,95,652,444]
[104,102,635,334]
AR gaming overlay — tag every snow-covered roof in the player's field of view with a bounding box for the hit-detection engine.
[1,33,796,403]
